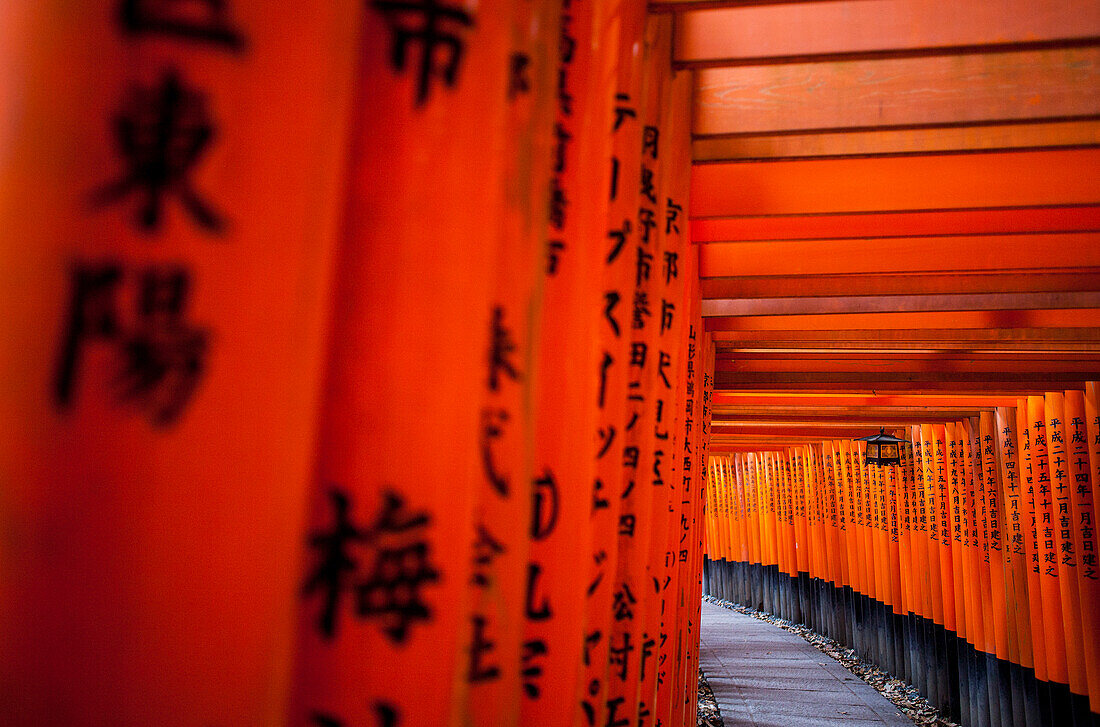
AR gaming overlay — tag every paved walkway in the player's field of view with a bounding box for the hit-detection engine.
[699,601,913,727]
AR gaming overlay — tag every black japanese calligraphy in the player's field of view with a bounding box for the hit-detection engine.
[371,0,475,107]
[54,262,209,426]
[92,72,225,234]
[303,488,439,644]
[119,0,246,51]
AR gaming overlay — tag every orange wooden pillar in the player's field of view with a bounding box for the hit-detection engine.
[997,405,1040,727]
[688,332,715,727]
[968,415,994,725]
[769,451,784,614]
[793,445,811,628]
[932,423,961,718]
[644,65,691,727]
[980,411,1014,725]
[807,445,829,635]
[1045,392,1091,721]
[750,453,765,609]
[909,428,935,702]
[781,450,800,621]
[1017,401,1051,721]
[828,440,854,645]
[464,0,562,722]
[606,13,668,727]
[0,3,361,723]
[946,423,971,671]
[923,423,951,714]
[1027,395,1073,723]
[288,0,518,722]
[738,456,752,566]
[1079,384,1100,718]
[579,0,636,722]
[861,442,882,665]
[844,439,863,651]
[521,0,619,713]
[886,454,907,680]
[842,439,860,649]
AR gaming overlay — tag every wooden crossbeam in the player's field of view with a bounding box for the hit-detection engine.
[714,357,1100,374]
[711,424,900,437]
[679,38,1100,71]
[712,371,1092,390]
[675,0,1100,67]
[692,49,1100,136]
[709,328,1100,346]
[715,350,1100,362]
[699,271,1100,299]
[698,236,1100,277]
[690,205,1100,242]
[692,119,1100,161]
[712,406,992,419]
[691,150,1100,217]
[701,292,1100,317]
[712,417,983,426]
[711,392,1028,406]
[709,445,794,452]
[654,0,869,12]
[703,309,1100,332]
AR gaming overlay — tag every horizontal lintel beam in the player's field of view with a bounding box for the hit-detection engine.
[711,392,1027,406]
[692,49,1100,136]
[691,205,1100,242]
[713,358,1100,374]
[709,327,1100,346]
[700,270,1100,299]
[692,119,1100,161]
[675,1,1100,66]
[691,150,1100,217]
[703,309,1100,332]
[701,291,1100,317]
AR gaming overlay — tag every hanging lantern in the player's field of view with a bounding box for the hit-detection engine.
[856,428,906,466]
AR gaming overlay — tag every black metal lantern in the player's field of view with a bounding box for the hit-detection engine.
[855,428,906,466]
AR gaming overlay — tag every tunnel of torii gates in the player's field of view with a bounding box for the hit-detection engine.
[0,0,1098,726]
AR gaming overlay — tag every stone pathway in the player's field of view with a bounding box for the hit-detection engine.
[699,601,915,727]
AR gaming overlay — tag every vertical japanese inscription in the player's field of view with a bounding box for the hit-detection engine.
[57,2,253,424]
[371,0,475,107]
[303,488,440,644]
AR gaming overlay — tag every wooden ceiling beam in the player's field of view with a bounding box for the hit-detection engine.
[704,312,1100,334]
[692,119,1100,161]
[714,357,1100,374]
[691,150,1100,217]
[711,392,1026,406]
[691,205,1100,242]
[698,235,1100,278]
[692,49,1100,136]
[710,433,857,442]
[677,39,1100,71]
[713,416,983,426]
[703,309,1100,332]
[715,351,1100,362]
[699,271,1100,299]
[702,292,1100,317]
[712,406,991,418]
[717,347,1100,358]
[712,372,1092,390]
[711,424,907,437]
[709,445,793,453]
[651,0,843,11]
[674,0,1100,65]
[709,328,1100,345]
